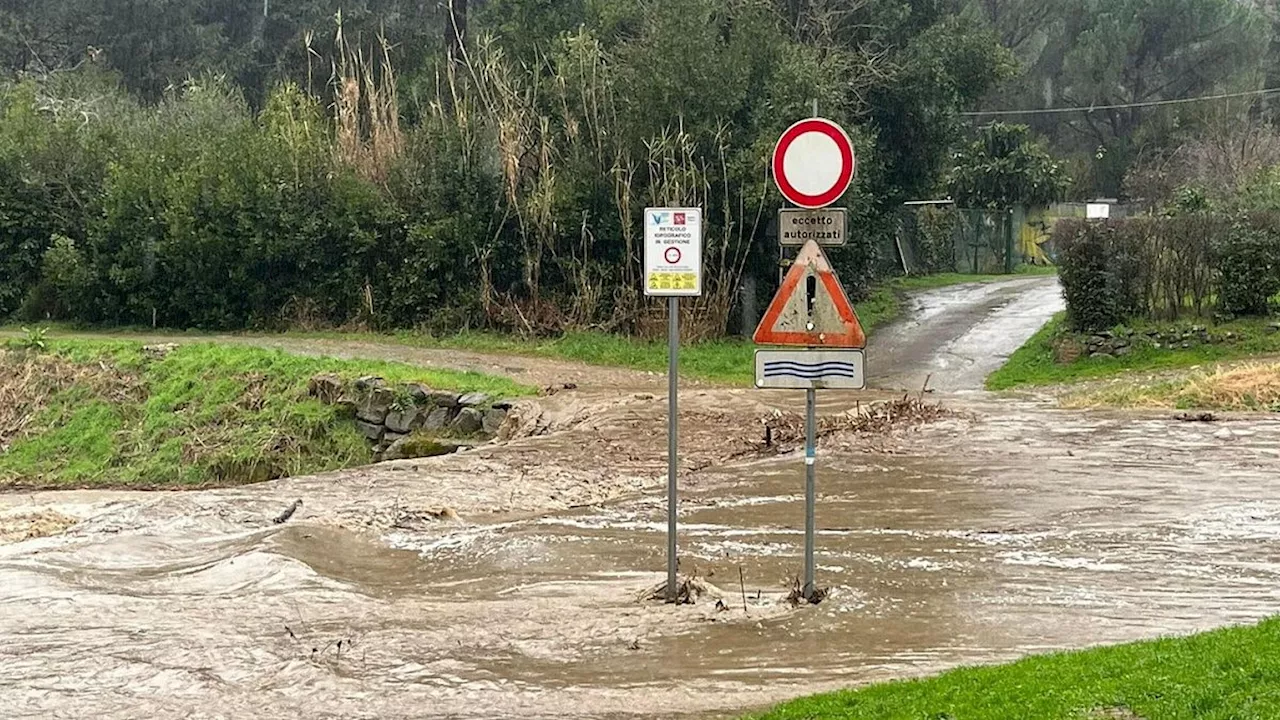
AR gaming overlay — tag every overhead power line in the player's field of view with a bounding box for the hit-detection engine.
[961,87,1280,117]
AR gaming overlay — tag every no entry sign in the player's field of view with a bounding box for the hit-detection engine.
[772,118,856,209]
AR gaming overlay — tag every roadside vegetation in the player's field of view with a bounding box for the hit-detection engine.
[390,270,1056,385]
[0,339,530,489]
[990,209,1280,406]
[987,314,1280,391]
[1063,362,1280,411]
[7,271,1054,388]
[751,617,1280,720]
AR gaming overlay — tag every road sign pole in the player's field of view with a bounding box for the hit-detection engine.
[667,296,679,602]
[805,92,819,599]
[803,387,817,600]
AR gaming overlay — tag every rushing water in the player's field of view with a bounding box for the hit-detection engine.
[8,277,1280,718]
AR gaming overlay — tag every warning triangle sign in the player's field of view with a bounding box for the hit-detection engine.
[753,240,866,348]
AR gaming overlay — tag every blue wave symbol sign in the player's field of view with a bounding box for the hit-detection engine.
[763,361,860,379]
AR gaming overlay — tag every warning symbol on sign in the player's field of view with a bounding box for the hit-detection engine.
[753,240,865,348]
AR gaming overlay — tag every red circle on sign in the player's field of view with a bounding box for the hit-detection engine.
[772,118,856,209]
[664,247,682,264]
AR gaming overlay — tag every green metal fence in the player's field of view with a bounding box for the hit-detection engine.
[896,203,1017,275]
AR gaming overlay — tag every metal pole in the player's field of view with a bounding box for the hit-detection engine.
[805,97,819,602]
[804,387,816,599]
[667,296,679,601]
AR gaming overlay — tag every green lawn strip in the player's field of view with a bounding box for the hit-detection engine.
[302,273,1052,386]
[749,617,1280,720]
[0,339,533,489]
[987,314,1280,390]
[3,271,1055,388]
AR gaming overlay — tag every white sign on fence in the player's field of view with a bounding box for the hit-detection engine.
[644,208,703,297]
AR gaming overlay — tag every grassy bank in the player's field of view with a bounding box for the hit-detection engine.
[322,271,1057,386]
[1061,361,1280,410]
[987,314,1280,391]
[0,339,531,489]
[6,272,1052,388]
[751,617,1280,720]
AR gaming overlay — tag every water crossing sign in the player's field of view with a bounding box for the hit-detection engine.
[644,208,702,297]
[755,349,865,390]
[753,240,865,348]
[772,118,856,209]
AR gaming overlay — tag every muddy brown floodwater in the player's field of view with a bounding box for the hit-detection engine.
[6,277,1280,719]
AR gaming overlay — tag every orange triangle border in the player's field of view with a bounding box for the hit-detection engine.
[752,241,866,348]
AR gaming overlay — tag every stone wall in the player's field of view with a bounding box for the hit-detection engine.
[1066,325,1256,361]
[307,374,510,461]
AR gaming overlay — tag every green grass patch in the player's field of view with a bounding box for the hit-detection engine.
[0,339,532,489]
[987,314,1280,390]
[4,271,1052,387]
[749,616,1280,720]
[305,273,1048,386]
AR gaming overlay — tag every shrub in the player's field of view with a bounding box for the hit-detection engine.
[1058,213,1279,331]
[19,234,95,321]
[1218,219,1280,317]
[1057,220,1133,332]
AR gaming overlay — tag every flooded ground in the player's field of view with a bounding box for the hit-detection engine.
[6,277,1280,719]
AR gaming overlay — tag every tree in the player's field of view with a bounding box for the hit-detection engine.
[948,122,1068,208]
[868,14,1017,202]
[966,0,1063,53]
[970,0,1271,197]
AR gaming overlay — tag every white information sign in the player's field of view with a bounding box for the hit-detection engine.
[755,349,866,390]
[644,208,703,297]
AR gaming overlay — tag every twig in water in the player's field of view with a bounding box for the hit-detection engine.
[919,373,933,399]
[739,566,748,613]
[273,499,303,525]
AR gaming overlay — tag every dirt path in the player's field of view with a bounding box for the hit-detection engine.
[15,278,1280,720]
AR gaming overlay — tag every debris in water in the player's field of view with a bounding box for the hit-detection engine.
[542,382,580,396]
[0,509,77,544]
[273,499,303,525]
[390,504,460,530]
[1174,412,1217,422]
[785,577,829,606]
[741,395,959,458]
[643,575,714,605]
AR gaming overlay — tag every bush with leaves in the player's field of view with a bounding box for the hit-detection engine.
[915,204,959,273]
[1057,213,1280,331]
[1218,216,1280,318]
[19,234,95,321]
[1057,220,1140,332]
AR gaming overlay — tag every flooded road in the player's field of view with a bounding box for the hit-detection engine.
[6,277,1280,719]
[868,275,1064,392]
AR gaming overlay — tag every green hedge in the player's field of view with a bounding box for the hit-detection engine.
[2,81,506,331]
[1055,213,1280,332]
